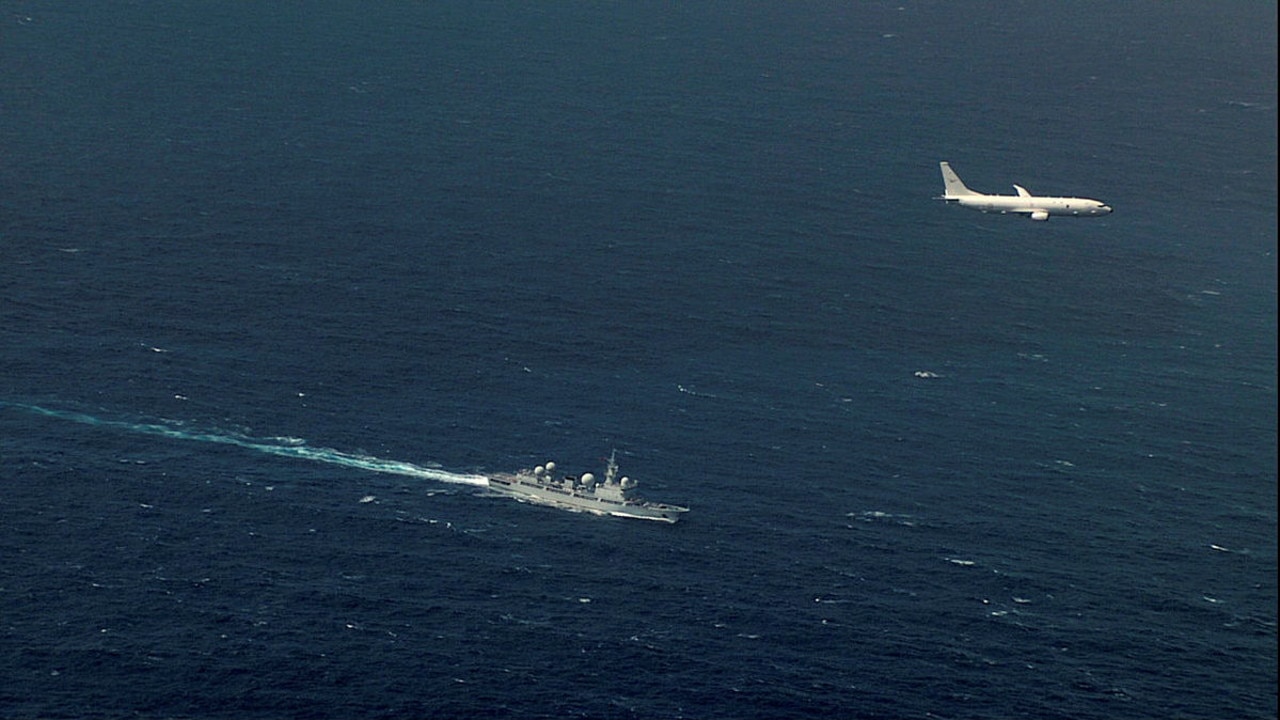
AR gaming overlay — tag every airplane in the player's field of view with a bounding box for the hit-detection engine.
[939,161,1112,221]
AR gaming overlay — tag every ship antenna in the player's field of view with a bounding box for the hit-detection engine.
[605,449,618,484]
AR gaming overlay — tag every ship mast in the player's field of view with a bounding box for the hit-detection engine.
[605,449,618,484]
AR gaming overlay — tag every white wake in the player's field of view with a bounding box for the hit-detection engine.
[5,402,490,486]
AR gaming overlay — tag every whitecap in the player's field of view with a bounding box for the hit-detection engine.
[677,384,718,398]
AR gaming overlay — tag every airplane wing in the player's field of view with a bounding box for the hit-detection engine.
[1013,184,1032,198]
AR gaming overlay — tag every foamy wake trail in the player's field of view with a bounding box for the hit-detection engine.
[5,402,490,486]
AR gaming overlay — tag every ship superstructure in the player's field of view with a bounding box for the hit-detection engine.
[487,451,688,523]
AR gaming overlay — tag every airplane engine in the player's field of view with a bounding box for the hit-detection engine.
[1030,211,1049,221]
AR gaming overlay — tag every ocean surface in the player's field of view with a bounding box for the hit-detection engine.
[1,3,1275,718]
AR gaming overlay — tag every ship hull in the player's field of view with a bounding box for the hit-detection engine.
[488,473,688,523]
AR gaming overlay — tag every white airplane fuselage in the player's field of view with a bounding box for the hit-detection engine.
[939,162,1111,221]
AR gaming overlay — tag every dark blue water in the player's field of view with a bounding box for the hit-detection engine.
[2,3,1275,718]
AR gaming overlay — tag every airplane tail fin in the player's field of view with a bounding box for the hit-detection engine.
[939,161,978,198]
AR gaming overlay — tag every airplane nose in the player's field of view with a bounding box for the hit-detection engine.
[1101,205,1113,214]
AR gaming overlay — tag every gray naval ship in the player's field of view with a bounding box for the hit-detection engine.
[487,451,689,523]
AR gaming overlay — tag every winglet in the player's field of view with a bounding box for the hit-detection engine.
[1013,184,1031,198]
